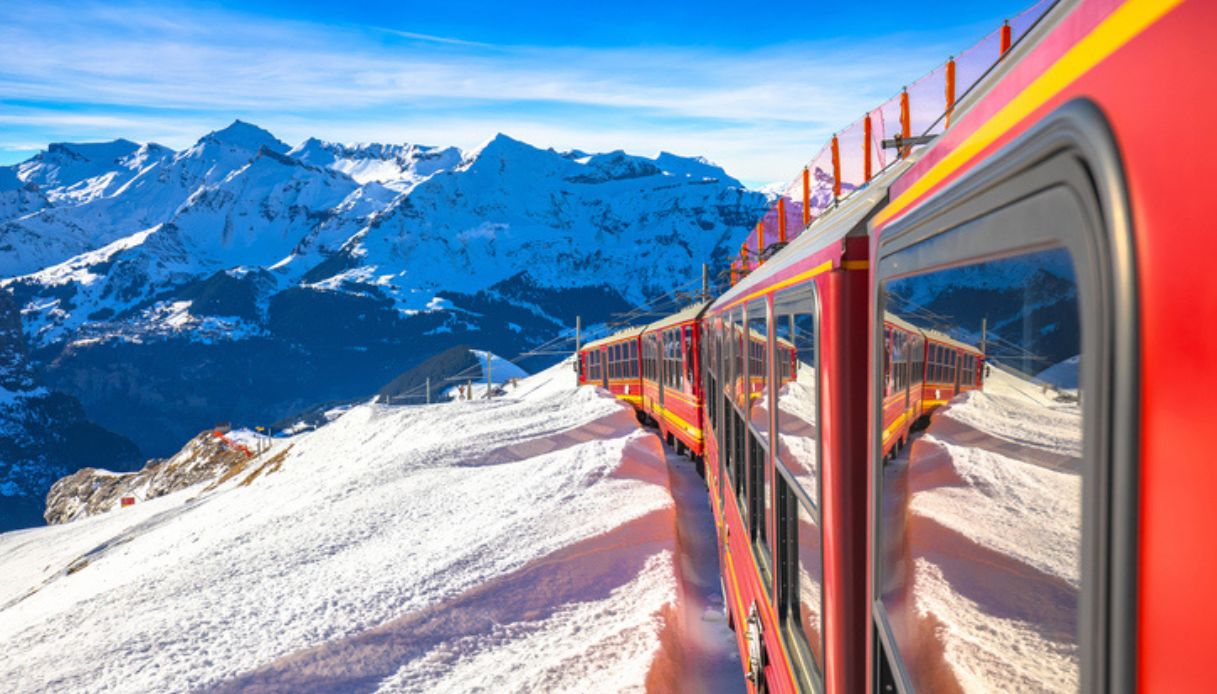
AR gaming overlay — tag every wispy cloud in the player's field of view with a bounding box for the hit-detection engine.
[0,1,965,184]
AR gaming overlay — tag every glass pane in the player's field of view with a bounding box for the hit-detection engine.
[733,312,746,409]
[747,301,770,442]
[774,288,818,500]
[879,247,1082,693]
[797,499,824,671]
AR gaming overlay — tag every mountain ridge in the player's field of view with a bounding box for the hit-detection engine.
[0,122,767,459]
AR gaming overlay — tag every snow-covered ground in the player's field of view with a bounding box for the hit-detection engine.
[883,364,1083,692]
[0,361,741,693]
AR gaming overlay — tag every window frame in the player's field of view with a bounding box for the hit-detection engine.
[771,279,826,693]
[868,101,1139,694]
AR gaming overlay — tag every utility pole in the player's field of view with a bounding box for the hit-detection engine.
[702,263,709,302]
[425,377,431,404]
[467,379,472,400]
[980,317,987,353]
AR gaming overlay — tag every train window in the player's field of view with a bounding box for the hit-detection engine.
[725,309,748,511]
[795,496,824,675]
[650,334,658,382]
[684,325,695,390]
[745,299,772,562]
[668,329,682,390]
[772,281,823,686]
[773,284,819,499]
[746,300,770,441]
[877,247,1083,692]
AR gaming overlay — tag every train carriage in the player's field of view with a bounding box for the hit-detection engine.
[700,172,894,694]
[917,326,983,410]
[867,0,1214,691]
[572,0,1215,690]
[577,326,644,408]
[640,302,707,457]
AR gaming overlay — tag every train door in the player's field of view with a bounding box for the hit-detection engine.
[870,105,1136,694]
[949,348,958,392]
[599,347,608,389]
[684,324,696,398]
[657,330,667,410]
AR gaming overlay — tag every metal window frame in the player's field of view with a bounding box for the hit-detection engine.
[869,100,1138,694]
[771,278,827,693]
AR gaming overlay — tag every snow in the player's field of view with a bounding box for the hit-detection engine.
[885,365,1083,692]
[1037,355,1080,390]
[0,360,740,693]
[2,124,761,356]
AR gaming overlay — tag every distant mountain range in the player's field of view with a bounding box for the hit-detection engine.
[0,121,766,525]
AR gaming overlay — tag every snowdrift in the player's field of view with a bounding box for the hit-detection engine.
[0,361,738,692]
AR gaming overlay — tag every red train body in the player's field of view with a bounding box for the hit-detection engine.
[576,0,1215,690]
[640,303,707,457]
[577,326,644,407]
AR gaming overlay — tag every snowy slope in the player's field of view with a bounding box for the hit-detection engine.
[0,361,739,692]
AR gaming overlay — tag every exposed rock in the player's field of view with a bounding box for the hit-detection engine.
[43,430,286,525]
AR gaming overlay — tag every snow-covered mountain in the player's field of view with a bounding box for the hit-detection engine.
[0,290,140,532]
[0,122,766,458]
[0,362,739,692]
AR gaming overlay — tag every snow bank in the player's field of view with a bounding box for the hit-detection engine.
[0,361,733,692]
[893,365,1083,692]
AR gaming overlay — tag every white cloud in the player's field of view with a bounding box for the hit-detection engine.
[0,1,962,184]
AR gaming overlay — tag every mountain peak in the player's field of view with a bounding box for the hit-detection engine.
[200,120,289,154]
[41,139,141,164]
[471,133,534,158]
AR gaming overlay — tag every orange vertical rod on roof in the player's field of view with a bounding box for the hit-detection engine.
[1000,20,1012,55]
[945,58,956,128]
[777,198,787,243]
[755,221,764,264]
[740,246,748,272]
[802,167,811,227]
[731,260,738,285]
[863,114,873,182]
[830,135,841,199]
[899,89,911,158]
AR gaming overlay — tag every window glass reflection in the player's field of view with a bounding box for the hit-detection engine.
[797,499,824,671]
[747,301,770,441]
[879,247,1082,692]
[774,287,818,499]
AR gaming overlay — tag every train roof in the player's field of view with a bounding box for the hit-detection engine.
[709,2,1070,316]
[878,0,1070,229]
[645,301,709,332]
[883,311,982,355]
[920,325,984,355]
[581,324,645,351]
[709,159,916,315]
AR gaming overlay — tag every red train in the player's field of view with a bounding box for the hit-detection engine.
[579,0,1216,690]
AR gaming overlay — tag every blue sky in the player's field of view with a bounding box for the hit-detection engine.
[0,0,1031,186]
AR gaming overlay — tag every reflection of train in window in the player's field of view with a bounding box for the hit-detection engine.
[881,314,985,460]
[575,0,1214,690]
